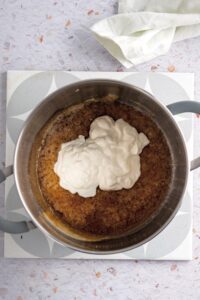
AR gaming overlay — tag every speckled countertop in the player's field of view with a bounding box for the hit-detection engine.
[0,1,200,299]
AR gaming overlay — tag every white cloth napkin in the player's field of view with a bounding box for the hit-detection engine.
[90,0,200,67]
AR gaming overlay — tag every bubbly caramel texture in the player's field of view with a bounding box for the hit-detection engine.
[36,100,172,235]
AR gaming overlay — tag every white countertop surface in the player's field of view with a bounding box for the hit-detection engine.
[0,1,200,299]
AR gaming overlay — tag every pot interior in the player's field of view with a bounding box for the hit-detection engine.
[14,80,188,253]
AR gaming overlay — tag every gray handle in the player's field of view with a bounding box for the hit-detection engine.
[0,165,36,234]
[0,217,36,234]
[0,165,13,183]
[167,101,200,171]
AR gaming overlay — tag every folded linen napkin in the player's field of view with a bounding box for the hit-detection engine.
[90,0,200,67]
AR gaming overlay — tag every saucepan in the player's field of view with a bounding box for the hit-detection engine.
[0,79,200,254]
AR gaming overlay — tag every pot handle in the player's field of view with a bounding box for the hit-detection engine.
[0,165,36,234]
[167,101,200,171]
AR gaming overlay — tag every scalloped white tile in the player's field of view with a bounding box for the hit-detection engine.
[4,71,194,260]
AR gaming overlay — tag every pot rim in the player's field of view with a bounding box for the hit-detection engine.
[13,78,190,254]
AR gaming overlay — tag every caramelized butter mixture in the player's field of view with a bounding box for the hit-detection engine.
[35,100,172,235]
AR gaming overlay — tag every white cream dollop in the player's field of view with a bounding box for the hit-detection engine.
[54,116,149,198]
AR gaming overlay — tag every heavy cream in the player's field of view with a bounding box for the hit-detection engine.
[54,116,149,198]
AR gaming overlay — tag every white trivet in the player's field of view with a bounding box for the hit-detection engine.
[4,71,194,260]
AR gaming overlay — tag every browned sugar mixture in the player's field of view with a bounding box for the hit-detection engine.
[36,101,172,235]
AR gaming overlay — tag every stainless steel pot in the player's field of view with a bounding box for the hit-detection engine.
[0,79,200,254]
